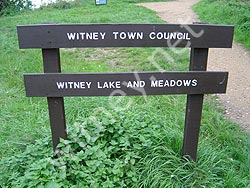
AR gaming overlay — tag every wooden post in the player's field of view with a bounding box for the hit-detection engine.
[182,48,209,161]
[42,48,67,150]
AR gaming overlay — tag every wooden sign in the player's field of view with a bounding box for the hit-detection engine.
[17,23,234,161]
[24,71,228,97]
[17,24,234,49]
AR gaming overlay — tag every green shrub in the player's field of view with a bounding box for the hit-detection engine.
[0,110,152,187]
[0,0,32,16]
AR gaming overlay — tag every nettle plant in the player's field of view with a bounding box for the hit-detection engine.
[0,110,153,187]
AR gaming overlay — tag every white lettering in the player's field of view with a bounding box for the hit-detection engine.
[97,82,102,88]
[100,32,106,39]
[149,32,156,39]
[68,82,74,88]
[67,32,107,41]
[56,81,92,89]
[177,33,183,40]
[86,33,92,40]
[183,80,191,86]
[93,32,98,40]
[151,80,157,87]
[80,82,85,89]
[127,81,133,88]
[80,32,85,39]
[150,79,198,88]
[103,82,109,88]
[113,32,144,40]
[176,80,182,87]
[67,33,76,40]
[164,80,169,87]
[170,80,175,87]
[57,82,65,89]
[113,32,119,39]
[192,79,198,87]
[116,81,121,88]
[74,82,80,89]
[120,32,127,40]
[157,32,163,40]
[127,81,145,88]
[185,33,191,40]
[170,33,176,40]
[127,32,136,39]
[97,81,121,89]
[158,80,164,87]
[86,82,92,88]
[149,32,190,41]
[137,32,144,40]
[122,73,147,99]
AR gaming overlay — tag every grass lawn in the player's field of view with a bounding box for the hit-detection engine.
[0,0,250,187]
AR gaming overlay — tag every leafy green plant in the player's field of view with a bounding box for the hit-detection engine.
[0,110,153,187]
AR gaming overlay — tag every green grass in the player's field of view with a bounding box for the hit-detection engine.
[0,0,250,187]
[194,0,250,49]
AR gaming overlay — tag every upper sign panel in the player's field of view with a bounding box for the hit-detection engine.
[17,24,234,49]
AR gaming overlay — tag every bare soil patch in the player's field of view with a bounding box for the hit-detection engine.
[139,0,250,131]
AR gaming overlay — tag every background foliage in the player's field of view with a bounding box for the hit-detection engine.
[0,0,32,16]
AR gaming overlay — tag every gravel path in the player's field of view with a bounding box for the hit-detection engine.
[139,0,250,131]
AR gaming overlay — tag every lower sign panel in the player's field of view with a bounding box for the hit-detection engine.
[24,71,228,97]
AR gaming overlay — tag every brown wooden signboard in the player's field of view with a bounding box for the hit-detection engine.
[17,23,234,161]
[17,24,234,48]
[24,72,228,97]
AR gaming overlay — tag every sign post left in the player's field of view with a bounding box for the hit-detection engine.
[42,48,67,151]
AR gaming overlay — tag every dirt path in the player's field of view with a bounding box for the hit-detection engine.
[139,0,250,131]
